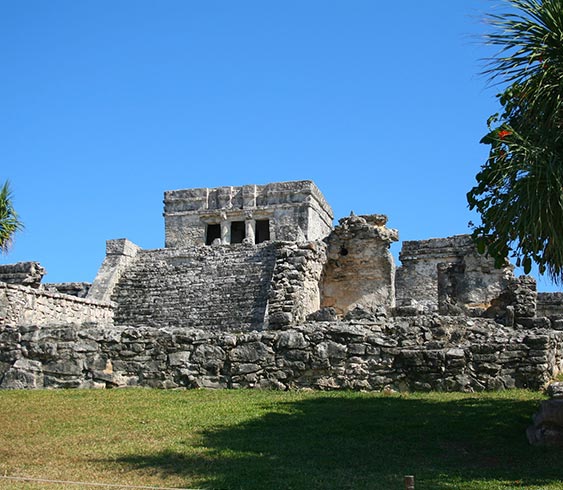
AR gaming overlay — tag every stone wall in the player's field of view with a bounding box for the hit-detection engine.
[538,293,563,320]
[43,282,91,298]
[1,316,561,391]
[267,241,327,327]
[0,283,113,326]
[396,235,513,314]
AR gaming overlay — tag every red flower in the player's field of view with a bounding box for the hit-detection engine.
[498,130,512,140]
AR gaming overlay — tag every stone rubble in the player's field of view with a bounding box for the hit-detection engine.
[0,262,46,289]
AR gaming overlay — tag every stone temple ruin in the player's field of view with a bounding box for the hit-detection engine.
[2,180,563,415]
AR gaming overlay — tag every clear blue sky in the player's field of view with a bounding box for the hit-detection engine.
[2,1,558,291]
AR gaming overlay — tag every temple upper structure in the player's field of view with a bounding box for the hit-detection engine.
[163,180,334,248]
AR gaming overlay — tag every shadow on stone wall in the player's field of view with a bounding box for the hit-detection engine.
[108,395,562,490]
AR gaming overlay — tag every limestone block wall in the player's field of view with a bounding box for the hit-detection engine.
[538,293,563,319]
[396,235,513,314]
[1,316,562,391]
[111,244,278,330]
[0,283,113,326]
[267,241,327,327]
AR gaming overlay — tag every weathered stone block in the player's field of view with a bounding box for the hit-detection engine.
[230,342,272,363]
[528,400,563,446]
[547,382,563,399]
[275,331,308,350]
[168,351,191,367]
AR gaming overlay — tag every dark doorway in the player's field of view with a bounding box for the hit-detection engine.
[230,221,246,244]
[255,219,270,244]
[206,224,221,245]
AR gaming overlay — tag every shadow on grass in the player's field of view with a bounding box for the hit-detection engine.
[113,394,563,490]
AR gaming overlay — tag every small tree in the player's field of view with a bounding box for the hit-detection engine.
[0,181,23,254]
[467,0,563,281]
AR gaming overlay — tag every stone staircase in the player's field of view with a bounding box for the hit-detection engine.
[112,244,277,330]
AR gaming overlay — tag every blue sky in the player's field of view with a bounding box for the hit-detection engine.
[2,1,558,291]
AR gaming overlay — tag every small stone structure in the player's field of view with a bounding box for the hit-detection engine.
[163,180,333,248]
[1,179,563,394]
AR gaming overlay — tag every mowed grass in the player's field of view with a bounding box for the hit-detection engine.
[0,389,562,490]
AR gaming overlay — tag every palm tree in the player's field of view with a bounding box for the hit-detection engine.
[0,181,23,254]
[467,0,563,282]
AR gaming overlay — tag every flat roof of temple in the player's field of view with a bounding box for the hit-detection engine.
[164,180,333,217]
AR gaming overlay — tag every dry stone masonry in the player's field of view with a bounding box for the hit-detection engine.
[396,235,514,315]
[1,180,563,395]
[0,283,113,326]
[1,317,561,391]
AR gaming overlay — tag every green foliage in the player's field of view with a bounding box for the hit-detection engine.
[0,180,23,254]
[468,0,563,282]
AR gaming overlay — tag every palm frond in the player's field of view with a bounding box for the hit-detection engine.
[0,180,24,254]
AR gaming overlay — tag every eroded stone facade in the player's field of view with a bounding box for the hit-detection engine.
[0,283,113,326]
[396,235,514,315]
[321,214,398,314]
[164,180,333,248]
[2,317,561,391]
[2,180,563,392]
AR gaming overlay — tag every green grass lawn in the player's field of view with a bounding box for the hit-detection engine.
[0,388,561,490]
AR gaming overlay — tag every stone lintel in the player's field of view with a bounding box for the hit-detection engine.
[399,235,474,262]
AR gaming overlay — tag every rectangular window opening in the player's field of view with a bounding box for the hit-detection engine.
[230,221,246,244]
[205,224,221,245]
[255,219,270,244]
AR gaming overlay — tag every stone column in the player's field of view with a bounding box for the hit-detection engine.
[221,221,230,244]
[245,220,256,244]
